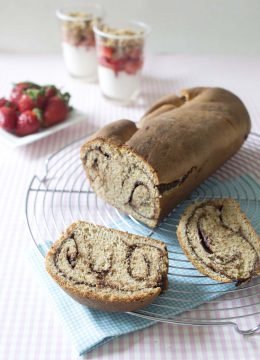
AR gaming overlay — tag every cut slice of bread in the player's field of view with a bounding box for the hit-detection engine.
[45,221,168,312]
[177,199,260,284]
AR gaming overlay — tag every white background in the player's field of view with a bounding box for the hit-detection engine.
[0,0,260,55]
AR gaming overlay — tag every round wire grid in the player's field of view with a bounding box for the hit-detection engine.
[26,132,260,335]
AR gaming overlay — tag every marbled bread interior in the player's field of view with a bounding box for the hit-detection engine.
[45,221,168,312]
[177,199,260,284]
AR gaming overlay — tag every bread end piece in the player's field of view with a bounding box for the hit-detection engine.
[177,199,260,284]
[80,87,251,228]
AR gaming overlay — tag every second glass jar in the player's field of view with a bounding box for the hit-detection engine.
[94,20,151,103]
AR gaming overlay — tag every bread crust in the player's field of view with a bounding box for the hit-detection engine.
[45,221,168,312]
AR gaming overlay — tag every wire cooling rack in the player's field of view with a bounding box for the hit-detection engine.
[26,132,260,335]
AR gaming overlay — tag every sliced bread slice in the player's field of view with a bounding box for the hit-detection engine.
[45,221,168,312]
[177,199,260,284]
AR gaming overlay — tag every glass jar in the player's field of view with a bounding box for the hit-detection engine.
[94,20,151,103]
[56,3,104,81]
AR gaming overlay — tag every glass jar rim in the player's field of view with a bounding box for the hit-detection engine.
[93,20,151,39]
[56,3,104,22]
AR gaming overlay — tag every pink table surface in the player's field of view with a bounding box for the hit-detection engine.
[0,54,259,359]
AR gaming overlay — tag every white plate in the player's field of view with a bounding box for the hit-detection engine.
[0,109,87,148]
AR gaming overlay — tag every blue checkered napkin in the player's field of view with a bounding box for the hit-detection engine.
[29,174,260,356]
[30,246,153,355]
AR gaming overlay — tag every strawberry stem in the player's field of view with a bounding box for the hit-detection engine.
[32,108,43,125]
[25,88,44,99]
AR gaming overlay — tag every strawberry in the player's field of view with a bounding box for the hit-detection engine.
[18,88,45,112]
[129,47,142,59]
[10,82,40,104]
[16,109,42,136]
[0,98,8,107]
[124,59,143,75]
[44,85,58,100]
[99,57,125,74]
[99,46,114,59]
[0,107,17,132]
[99,56,111,68]
[0,97,17,110]
[43,94,70,127]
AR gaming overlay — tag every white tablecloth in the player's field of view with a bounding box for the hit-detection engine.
[0,54,259,359]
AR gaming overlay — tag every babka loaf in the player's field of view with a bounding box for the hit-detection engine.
[80,87,251,227]
[45,221,168,312]
[177,199,260,283]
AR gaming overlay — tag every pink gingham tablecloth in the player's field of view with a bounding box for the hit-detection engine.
[0,54,259,359]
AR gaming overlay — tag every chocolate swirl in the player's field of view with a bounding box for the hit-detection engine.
[54,230,166,292]
[84,143,158,221]
[83,142,197,225]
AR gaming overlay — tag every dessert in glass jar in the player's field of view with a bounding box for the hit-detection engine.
[94,20,151,103]
[56,3,104,81]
